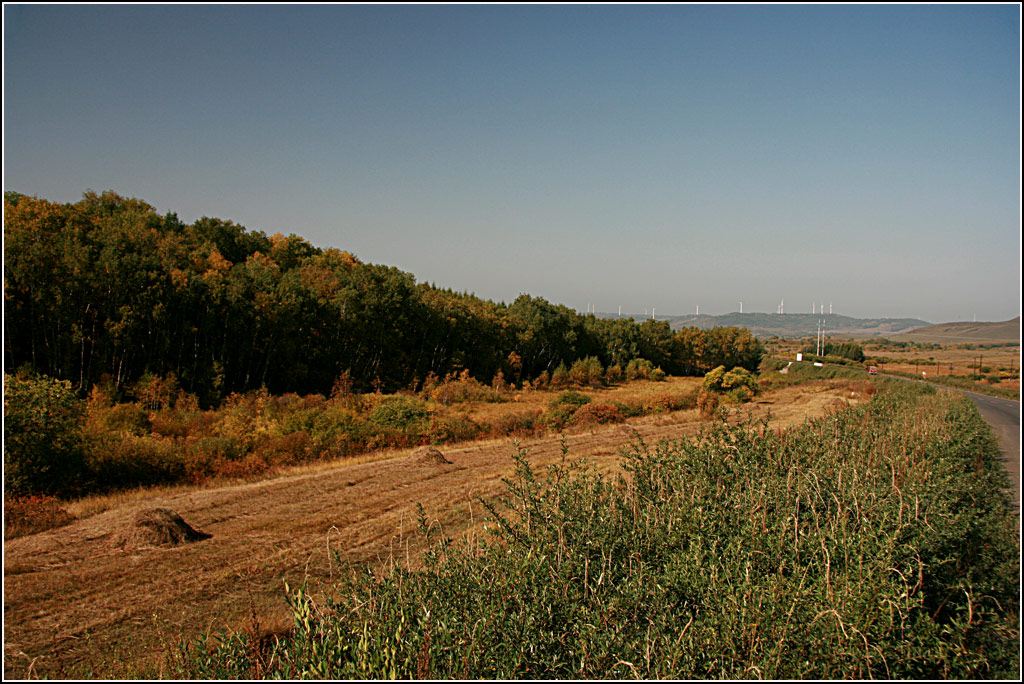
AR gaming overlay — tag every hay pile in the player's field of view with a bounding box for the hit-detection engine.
[118,507,211,549]
[411,446,451,465]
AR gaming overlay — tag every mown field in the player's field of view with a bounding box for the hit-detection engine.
[175,375,1017,679]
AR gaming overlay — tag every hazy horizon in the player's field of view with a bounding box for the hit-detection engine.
[4,4,1021,324]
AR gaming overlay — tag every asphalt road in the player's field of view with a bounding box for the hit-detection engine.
[888,376,1020,514]
[959,389,1020,514]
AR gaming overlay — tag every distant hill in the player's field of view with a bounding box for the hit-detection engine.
[599,312,931,340]
[888,317,1020,344]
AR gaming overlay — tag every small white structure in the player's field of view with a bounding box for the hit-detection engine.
[796,353,803,362]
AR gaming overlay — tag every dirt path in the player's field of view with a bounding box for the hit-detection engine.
[3,383,860,678]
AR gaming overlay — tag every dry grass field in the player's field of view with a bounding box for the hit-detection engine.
[767,338,1020,393]
[874,347,1020,390]
[3,378,869,679]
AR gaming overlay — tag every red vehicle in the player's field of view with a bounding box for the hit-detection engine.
[867,366,878,375]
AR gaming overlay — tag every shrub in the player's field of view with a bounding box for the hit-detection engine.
[88,433,187,489]
[308,407,372,458]
[696,389,719,418]
[425,370,506,405]
[570,402,624,426]
[490,412,542,439]
[604,365,623,385]
[724,386,752,404]
[4,372,88,496]
[703,365,758,400]
[4,494,75,538]
[367,396,431,433]
[252,431,312,467]
[611,400,645,418]
[642,393,682,414]
[541,406,577,431]
[132,372,180,411]
[549,390,592,410]
[625,358,655,381]
[426,415,484,444]
[212,452,271,481]
[568,357,604,388]
[181,436,243,484]
[550,363,570,390]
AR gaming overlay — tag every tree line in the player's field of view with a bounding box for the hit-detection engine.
[4,191,763,403]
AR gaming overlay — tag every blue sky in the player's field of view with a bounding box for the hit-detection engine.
[4,4,1020,323]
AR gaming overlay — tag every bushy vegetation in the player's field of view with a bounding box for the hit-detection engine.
[177,383,1019,679]
[702,365,759,403]
[4,191,762,402]
[4,494,75,539]
[880,369,1020,401]
[801,340,865,362]
[3,367,703,499]
[3,371,88,496]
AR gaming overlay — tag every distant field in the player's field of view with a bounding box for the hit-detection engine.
[889,317,1020,344]
[766,333,1020,397]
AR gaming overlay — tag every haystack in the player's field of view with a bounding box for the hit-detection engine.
[118,507,211,549]
[412,446,451,465]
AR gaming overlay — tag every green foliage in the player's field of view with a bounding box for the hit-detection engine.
[881,370,1020,401]
[366,396,431,433]
[426,415,484,445]
[421,371,506,405]
[568,356,605,388]
[624,357,655,381]
[549,363,570,390]
[703,365,758,399]
[177,385,1019,679]
[4,372,88,496]
[548,390,592,410]
[5,191,774,402]
[801,341,865,362]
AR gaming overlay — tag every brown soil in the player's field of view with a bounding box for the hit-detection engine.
[2,381,864,679]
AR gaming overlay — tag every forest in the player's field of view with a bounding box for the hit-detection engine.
[4,190,763,404]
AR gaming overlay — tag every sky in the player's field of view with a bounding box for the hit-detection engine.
[3,4,1021,323]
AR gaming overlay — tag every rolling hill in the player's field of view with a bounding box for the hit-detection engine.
[888,317,1020,344]
[600,312,931,340]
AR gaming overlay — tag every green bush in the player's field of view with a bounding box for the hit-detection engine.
[3,372,88,496]
[367,396,431,433]
[625,358,655,381]
[102,403,152,435]
[703,365,758,399]
[549,389,592,410]
[550,363,570,390]
[427,415,484,444]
